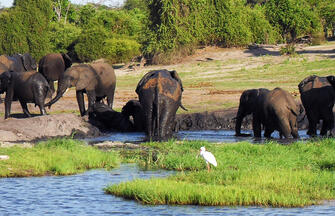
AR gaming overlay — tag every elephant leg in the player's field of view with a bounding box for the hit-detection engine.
[252,113,262,137]
[48,80,55,96]
[305,110,317,136]
[19,101,31,117]
[86,90,97,114]
[107,86,115,108]
[321,109,334,136]
[277,118,291,139]
[76,90,86,116]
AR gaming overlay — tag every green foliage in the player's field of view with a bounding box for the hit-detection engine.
[265,0,322,42]
[75,22,108,62]
[103,38,141,63]
[107,139,335,207]
[280,44,296,55]
[0,138,120,177]
[49,21,81,53]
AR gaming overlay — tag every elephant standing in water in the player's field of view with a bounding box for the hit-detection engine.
[121,100,145,132]
[235,88,270,136]
[45,62,116,116]
[0,70,49,119]
[235,87,300,138]
[298,75,335,136]
[136,69,186,141]
[38,53,72,97]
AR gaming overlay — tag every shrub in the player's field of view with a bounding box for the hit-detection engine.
[103,38,141,64]
[49,22,81,53]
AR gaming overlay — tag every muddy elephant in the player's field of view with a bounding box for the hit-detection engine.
[45,62,116,116]
[257,87,300,138]
[235,88,270,136]
[38,53,72,96]
[298,75,335,136]
[0,53,37,74]
[235,87,300,138]
[0,70,49,119]
[136,69,186,141]
[121,100,145,132]
[89,103,133,132]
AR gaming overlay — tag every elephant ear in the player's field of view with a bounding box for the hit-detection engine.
[0,71,12,93]
[62,53,72,69]
[170,70,184,92]
[135,70,157,94]
[22,53,37,71]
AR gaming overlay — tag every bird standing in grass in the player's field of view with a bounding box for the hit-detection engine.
[199,146,217,172]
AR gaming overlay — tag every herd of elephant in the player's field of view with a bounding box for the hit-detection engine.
[0,52,334,141]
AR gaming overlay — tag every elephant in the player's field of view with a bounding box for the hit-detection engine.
[257,87,300,138]
[45,62,116,116]
[235,87,300,138]
[0,53,37,74]
[235,88,270,136]
[88,103,134,132]
[38,53,72,97]
[136,69,186,141]
[0,70,49,119]
[121,99,146,132]
[298,75,335,136]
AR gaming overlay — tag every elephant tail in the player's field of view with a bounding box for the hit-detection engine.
[155,81,160,138]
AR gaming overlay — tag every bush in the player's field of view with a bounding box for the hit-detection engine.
[49,22,81,53]
[103,38,141,64]
[74,22,108,62]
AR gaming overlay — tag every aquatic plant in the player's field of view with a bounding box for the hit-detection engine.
[0,138,120,177]
[107,139,335,207]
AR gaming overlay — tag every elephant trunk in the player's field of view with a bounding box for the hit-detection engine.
[45,78,70,108]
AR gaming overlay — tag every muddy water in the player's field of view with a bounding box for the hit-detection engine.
[1,164,334,215]
[89,130,310,144]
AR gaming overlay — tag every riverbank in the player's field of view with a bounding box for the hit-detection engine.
[106,138,335,207]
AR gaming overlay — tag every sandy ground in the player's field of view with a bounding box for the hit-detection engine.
[0,42,334,143]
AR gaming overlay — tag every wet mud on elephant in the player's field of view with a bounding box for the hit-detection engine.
[299,75,335,136]
[121,100,145,132]
[0,70,49,119]
[136,69,186,141]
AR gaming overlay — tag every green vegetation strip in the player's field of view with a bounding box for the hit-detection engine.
[106,139,335,207]
[0,139,119,177]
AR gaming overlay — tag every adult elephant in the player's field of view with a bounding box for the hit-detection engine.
[235,88,270,136]
[0,70,49,119]
[258,88,300,138]
[0,53,37,73]
[38,53,72,96]
[298,75,335,136]
[45,62,116,116]
[121,100,145,132]
[136,69,186,141]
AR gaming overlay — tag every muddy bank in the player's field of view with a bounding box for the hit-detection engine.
[0,114,100,143]
[175,108,309,131]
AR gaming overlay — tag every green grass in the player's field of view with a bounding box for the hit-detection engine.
[0,138,120,177]
[106,139,335,207]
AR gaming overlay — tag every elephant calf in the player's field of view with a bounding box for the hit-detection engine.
[235,87,300,138]
[0,70,50,119]
[121,100,146,132]
[88,103,134,132]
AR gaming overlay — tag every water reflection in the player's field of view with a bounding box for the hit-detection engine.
[87,130,310,144]
[0,164,334,215]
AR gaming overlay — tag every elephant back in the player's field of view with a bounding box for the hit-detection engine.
[38,53,66,81]
[136,69,183,102]
[298,75,331,93]
[90,62,116,88]
[0,55,12,71]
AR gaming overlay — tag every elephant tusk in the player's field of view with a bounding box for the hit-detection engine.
[180,104,188,111]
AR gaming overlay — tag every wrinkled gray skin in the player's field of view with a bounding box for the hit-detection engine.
[89,103,133,132]
[38,53,72,97]
[257,88,300,138]
[235,88,270,136]
[45,62,116,116]
[136,69,185,141]
[121,100,145,132]
[299,75,335,137]
[0,53,37,74]
[0,70,49,119]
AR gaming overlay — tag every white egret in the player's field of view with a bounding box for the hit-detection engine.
[199,146,217,172]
